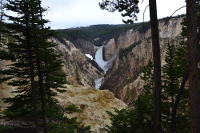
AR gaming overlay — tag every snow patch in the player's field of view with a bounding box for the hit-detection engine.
[85,54,93,60]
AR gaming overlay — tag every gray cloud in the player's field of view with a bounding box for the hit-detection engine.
[41,0,186,29]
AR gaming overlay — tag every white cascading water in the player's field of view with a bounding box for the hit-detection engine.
[94,46,109,73]
[94,46,115,89]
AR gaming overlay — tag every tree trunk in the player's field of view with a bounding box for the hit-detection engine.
[37,57,48,133]
[24,3,40,133]
[186,0,200,132]
[137,96,143,126]
[170,69,188,133]
[149,0,162,132]
[31,12,48,133]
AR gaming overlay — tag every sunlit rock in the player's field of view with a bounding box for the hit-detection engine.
[56,84,127,132]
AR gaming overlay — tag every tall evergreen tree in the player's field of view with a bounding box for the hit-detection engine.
[162,44,179,106]
[0,0,67,132]
[162,43,190,132]
[162,43,179,130]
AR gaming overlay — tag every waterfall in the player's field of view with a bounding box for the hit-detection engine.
[94,46,109,73]
[94,77,103,89]
[94,46,115,89]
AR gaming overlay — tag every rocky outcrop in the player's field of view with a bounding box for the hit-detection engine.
[104,17,183,61]
[57,84,126,132]
[0,83,126,133]
[100,17,184,102]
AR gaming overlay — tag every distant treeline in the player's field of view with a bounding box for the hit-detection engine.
[54,15,185,46]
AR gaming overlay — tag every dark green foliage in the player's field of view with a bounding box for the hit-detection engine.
[0,106,13,132]
[0,125,14,132]
[99,0,139,24]
[46,103,91,133]
[0,0,66,116]
[106,108,137,133]
[174,39,188,78]
[141,60,154,95]
[162,43,179,103]
[168,17,191,133]
[161,43,190,132]
[49,117,80,133]
[49,113,91,133]
[0,0,91,132]
[106,100,153,133]
[55,23,150,47]
[65,104,81,113]
[81,24,137,46]
[0,106,14,132]
[77,23,150,44]
[53,29,93,45]
[119,40,142,59]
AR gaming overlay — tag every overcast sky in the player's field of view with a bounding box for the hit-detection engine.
[41,0,186,29]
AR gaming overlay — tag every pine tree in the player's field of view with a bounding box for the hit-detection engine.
[0,0,70,132]
[162,43,179,130]
[162,43,190,132]
[0,1,91,132]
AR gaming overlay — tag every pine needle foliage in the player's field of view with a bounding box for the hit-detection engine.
[0,0,90,132]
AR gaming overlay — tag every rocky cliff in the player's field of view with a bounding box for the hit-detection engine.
[51,16,184,103]
[57,84,126,132]
[73,39,97,58]
[100,16,183,103]
[52,38,103,88]
[0,83,126,133]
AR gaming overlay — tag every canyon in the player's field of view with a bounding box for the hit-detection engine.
[0,16,184,132]
[58,16,183,103]
[100,17,183,103]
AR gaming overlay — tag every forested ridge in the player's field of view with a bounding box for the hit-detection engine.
[54,22,151,46]
[54,15,184,48]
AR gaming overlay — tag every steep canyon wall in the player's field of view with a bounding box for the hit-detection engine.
[53,38,103,88]
[100,17,183,103]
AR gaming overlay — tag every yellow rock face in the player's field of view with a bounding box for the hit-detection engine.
[56,84,127,133]
[0,83,126,133]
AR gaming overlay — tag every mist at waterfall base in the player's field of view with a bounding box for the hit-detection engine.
[94,46,115,89]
